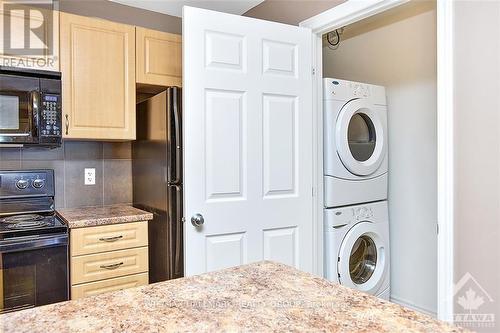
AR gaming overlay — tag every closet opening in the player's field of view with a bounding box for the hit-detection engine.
[320,0,437,317]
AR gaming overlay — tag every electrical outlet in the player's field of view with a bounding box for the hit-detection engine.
[84,168,95,185]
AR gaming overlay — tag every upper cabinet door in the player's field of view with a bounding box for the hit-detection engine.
[60,12,136,140]
[0,2,59,71]
[136,27,182,88]
[183,7,314,276]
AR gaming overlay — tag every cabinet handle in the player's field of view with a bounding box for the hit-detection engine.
[65,114,69,135]
[98,235,123,242]
[100,262,124,270]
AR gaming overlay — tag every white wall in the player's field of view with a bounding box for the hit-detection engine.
[322,1,437,315]
[453,2,500,331]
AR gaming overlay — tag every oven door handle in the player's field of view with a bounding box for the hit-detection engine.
[0,233,68,253]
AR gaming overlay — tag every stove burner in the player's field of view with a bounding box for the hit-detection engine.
[1,214,45,223]
[6,220,50,229]
[1,214,51,229]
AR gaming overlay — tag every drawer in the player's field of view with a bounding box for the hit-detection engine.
[71,273,149,300]
[70,222,148,256]
[71,247,148,284]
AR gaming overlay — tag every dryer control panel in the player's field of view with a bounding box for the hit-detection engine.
[350,82,371,98]
[323,78,386,105]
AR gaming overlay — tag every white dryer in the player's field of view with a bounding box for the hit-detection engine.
[323,78,388,207]
[324,201,390,300]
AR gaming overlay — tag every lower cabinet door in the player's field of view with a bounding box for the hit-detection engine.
[71,273,149,300]
[71,247,148,284]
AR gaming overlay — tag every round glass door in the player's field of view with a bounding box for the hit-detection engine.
[349,235,377,284]
[337,222,387,294]
[348,113,376,162]
[335,99,386,176]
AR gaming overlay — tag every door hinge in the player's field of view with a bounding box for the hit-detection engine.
[312,187,315,197]
[437,223,439,234]
[312,67,316,75]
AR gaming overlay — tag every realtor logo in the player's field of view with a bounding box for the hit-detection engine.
[454,272,495,329]
[2,0,54,56]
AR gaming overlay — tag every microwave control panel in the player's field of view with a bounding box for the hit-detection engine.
[40,94,61,137]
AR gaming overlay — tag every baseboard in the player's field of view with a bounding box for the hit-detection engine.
[390,295,437,318]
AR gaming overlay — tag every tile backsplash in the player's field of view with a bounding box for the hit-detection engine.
[0,141,132,209]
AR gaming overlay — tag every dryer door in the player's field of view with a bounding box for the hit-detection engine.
[337,221,388,295]
[336,99,386,176]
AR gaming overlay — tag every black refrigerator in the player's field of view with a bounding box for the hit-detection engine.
[132,87,183,282]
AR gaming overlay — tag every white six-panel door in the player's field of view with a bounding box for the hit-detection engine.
[183,6,313,276]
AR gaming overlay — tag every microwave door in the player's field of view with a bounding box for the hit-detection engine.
[0,91,38,143]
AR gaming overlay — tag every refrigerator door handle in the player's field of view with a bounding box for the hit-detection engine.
[174,183,183,278]
[168,183,183,279]
[169,87,182,185]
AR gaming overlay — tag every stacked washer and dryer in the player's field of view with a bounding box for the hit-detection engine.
[323,78,390,300]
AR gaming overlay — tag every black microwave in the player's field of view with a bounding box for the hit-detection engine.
[0,66,62,147]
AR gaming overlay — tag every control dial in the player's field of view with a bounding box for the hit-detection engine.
[16,179,29,190]
[33,179,45,189]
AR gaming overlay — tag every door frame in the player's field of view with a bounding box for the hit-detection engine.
[300,0,454,322]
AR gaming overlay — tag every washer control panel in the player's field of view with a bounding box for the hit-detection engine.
[354,206,374,221]
[324,201,387,230]
[324,206,357,229]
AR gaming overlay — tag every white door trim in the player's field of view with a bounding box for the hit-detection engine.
[300,0,410,35]
[436,0,454,322]
[300,0,454,322]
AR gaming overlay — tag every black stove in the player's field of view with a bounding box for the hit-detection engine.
[0,170,68,313]
[0,170,67,238]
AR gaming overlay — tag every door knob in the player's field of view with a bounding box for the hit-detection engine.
[191,213,204,227]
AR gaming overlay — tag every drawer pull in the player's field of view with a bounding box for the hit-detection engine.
[100,262,124,270]
[99,235,123,242]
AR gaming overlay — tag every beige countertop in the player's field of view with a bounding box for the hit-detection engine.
[57,204,153,228]
[0,261,466,333]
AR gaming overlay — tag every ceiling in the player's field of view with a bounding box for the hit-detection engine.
[109,0,265,18]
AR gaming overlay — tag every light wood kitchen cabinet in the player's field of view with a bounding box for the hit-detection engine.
[70,222,148,256]
[71,246,148,285]
[0,1,59,71]
[60,12,136,140]
[70,221,149,299]
[136,27,182,87]
[71,273,149,300]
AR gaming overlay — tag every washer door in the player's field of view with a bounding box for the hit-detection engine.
[335,99,386,176]
[337,222,387,295]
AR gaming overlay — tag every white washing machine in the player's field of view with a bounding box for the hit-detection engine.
[323,78,388,207]
[324,201,390,300]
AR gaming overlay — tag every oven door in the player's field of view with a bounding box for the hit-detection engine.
[0,74,40,144]
[0,233,68,313]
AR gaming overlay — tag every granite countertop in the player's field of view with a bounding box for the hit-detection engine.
[0,261,466,333]
[57,204,153,228]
